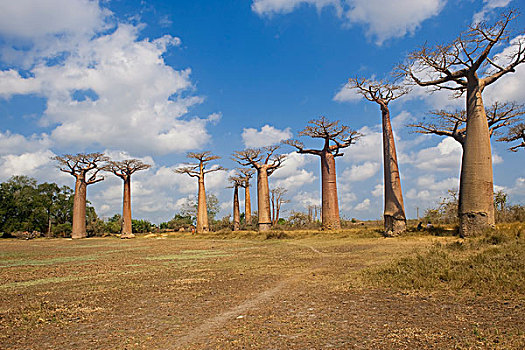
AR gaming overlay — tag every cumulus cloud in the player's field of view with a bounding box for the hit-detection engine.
[272,151,316,190]
[473,0,512,24]
[242,124,293,148]
[251,0,341,16]
[0,0,108,39]
[342,161,380,182]
[371,183,383,197]
[345,0,446,45]
[353,198,370,211]
[0,150,56,179]
[0,131,52,156]
[293,191,320,209]
[411,137,462,173]
[0,9,215,156]
[333,82,362,102]
[274,169,316,190]
[341,125,382,163]
[252,0,445,44]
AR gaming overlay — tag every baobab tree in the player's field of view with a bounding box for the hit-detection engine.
[271,186,289,225]
[238,168,254,225]
[233,146,285,232]
[103,159,151,238]
[228,175,244,231]
[498,122,525,152]
[53,153,108,239]
[175,152,224,233]
[409,102,524,147]
[348,78,409,235]
[397,10,525,236]
[285,117,360,230]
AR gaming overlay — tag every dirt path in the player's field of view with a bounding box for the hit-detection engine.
[173,242,326,348]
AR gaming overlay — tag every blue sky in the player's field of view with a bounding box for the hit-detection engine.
[0,0,524,224]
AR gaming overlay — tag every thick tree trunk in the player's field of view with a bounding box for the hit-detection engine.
[459,78,495,236]
[381,107,406,236]
[233,185,240,231]
[245,185,252,225]
[320,151,341,230]
[121,176,134,238]
[72,177,87,239]
[257,167,272,232]
[196,177,209,233]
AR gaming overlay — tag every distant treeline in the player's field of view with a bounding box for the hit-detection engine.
[0,176,157,237]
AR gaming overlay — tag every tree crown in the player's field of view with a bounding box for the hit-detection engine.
[284,116,360,157]
[103,159,151,179]
[53,152,108,184]
[397,10,525,93]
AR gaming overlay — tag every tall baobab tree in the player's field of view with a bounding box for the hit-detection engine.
[348,78,409,235]
[233,146,285,232]
[498,122,525,152]
[271,186,289,225]
[409,102,524,147]
[175,152,224,233]
[285,117,360,230]
[228,175,244,231]
[397,10,525,236]
[103,159,151,238]
[53,153,108,239]
[238,168,254,225]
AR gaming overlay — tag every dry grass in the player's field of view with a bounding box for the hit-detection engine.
[361,222,525,298]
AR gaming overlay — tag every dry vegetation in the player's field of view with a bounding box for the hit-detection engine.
[1,224,524,349]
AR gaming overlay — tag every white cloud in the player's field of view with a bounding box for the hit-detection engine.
[354,198,370,211]
[272,151,316,190]
[0,0,108,40]
[333,82,362,102]
[242,125,293,148]
[0,150,56,178]
[0,131,52,156]
[483,35,525,105]
[251,0,341,16]
[252,0,444,44]
[342,161,380,182]
[371,183,383,197]
[274,169,316,190]
[272,151,314,178]
[473,0,512,23]
[341,125,382,163]
[412,137,462,173]
[293,191,320,209]
[0,13,215,155]
[345,0,446,45]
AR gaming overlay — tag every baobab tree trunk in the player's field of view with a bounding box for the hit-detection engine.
[233,185,240,231]
[381,106,406,236]
[321,152,341,230]
[121,176,134,237]
[245,185,252,225]
[72,178,87,239]
[257,168,272,232]
[459,78,495,236]
[197,177,209,233]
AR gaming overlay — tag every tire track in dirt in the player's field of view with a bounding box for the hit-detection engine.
[172,242,325,348]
